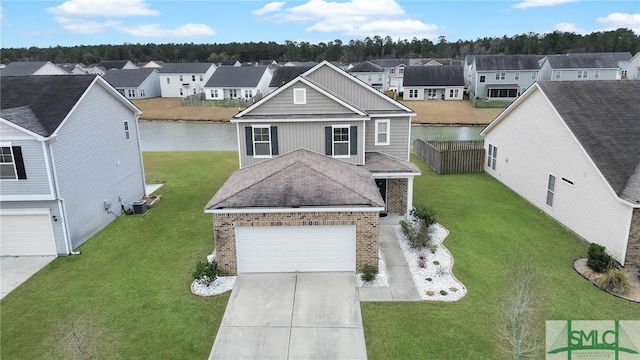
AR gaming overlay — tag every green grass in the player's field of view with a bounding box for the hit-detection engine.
[0,152,238,360]
[360,155,639,360]
[2,152,637,359]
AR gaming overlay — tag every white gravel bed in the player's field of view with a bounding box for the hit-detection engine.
[357,251,390,287]
[394,223,467,301]
[191,276,236,297]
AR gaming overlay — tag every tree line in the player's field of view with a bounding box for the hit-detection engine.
[2,28,638,65]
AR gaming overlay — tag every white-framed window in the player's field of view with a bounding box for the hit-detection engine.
[554,70,562,79]
[192,75,196,81]
[390,68,395,74]
[199,75,203,81]
[210,89,218,98]
[368,74,372,81]
[479,75,486,83]
[488,88,518,98]
[378,74,382,81]
[252,125,271,157]
[577,70,588,79]
[409,89,418,98]
[546,174,556,207]
[179,88,183,96]
[124,121,130,141]
[127,89,135,98]
[427,88,437,99]
[514,72,520,80]
[244,89,253,98]
[293,88,306,104]
[179,75,183,81]
[450,89,459,98]
[0,145,18,180]
[531,71,538,80]
[495,72,505,80]
[166,78,170,84]
[140,89,145,97]
[230,89,238,98]
[398,67,404,75]
[487,144,497,170]
[193,88,196,94]
[332,125,350,157]
[375,119,390,145]
[594,70,600,79]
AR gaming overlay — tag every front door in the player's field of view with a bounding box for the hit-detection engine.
[375,179,387,211]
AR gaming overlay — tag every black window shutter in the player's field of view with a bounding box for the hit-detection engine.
[12,146,27,180]
[350,126,358,155]
[325,127,332,155]
[270,126,279,156]
[245,127,253,156]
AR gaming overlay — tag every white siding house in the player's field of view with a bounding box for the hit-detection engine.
[481,81,640,265]
[0,61,68,76]
[628,52,640,79]
[102,68,161,99]
[539,53,620,81]
[158,63,217,97]
[203,66,272,101]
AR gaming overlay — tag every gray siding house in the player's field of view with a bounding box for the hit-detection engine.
[467,54,540,104]
[0,75,146,256]
[539,53,621,81]
[205,61,421,275]
[102,68,161,99]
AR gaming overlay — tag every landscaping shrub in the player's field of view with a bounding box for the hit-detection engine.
[598,268,630,296]
[418,258,426,268]
[360,263,378,283]
[399,218,433,249]
[192,260,220,286]
[411,205,437,228]
[587,243,612,273]
[440,290,448,296]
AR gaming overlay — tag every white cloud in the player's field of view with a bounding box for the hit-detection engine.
[47,0,159,18]
[252,2,285,16]
[54,16,122,34]
[552,22,586,33]
[120,23,216,37]
[254,0,439,40]
[512,0,578,9]
[597,12,640,33]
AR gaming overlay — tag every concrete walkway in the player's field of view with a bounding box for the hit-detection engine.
[0,256,57,300]
[359,218,421,302]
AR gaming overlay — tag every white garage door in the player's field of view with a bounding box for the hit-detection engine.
[0,211,57,256]
[235,225,356,273]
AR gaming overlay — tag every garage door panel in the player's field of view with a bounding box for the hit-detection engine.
[0,213,57,256]
[235,225,355,273]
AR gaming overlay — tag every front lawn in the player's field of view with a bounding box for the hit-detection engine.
[360,155,639,360]
[0,152,238,359]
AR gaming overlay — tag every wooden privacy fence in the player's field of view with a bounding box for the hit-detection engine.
[413,139,485,174]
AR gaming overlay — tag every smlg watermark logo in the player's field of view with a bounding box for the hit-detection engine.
[546,320,640,359]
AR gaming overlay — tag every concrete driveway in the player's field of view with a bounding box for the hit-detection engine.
[209,272,367,360]
[0,256,56,300]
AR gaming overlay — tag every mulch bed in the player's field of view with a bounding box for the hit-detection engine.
[573,258,640,303]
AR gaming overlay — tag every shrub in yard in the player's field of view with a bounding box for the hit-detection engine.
[360,263,378,283]
[597,268,630,296]
[433,260,440,265]
[440,290,448,296]
[418,258,426,268]
[399,218,433,249]
[587,244,612,273]
[192,260,220,286]
[426,277,432,282]
[411,205,437,228]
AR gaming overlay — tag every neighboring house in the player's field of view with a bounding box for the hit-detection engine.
[466,54,540,103]
[96,60,138,70]
[143,60,166,68]
[347,61,388,92]
[102,68,161,99]
[628,52,640,79]
[268,65,313,92]
[369,59,410,93]
[258,60,278,66]
[411,58,464,66]
[56,63,88,75]
[157,63,217,97]
[0,75,146,256]
[84,65,107,76]
[219,60,241,67]
[604,52,633,77]
[539,53,620,81]
[205,60,421,275]
[403,65,465,101]
[283,61,317,67]
[481,81,640,266]
[0,61,68,76]
[204,66,272,100]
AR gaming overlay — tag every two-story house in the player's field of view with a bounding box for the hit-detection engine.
[204,61,421,275]
[203,66,273,101]
[628,52,640,80]
[102,68,161,99]
[466,54,540,105]
[539,53,620,81]
[0,75,146,257]
[369,59,410,93]
[347,61,388,92]
[158,63,217,97]
[403,65,465,101]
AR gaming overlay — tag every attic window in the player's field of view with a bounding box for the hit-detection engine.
[293,88,306,104]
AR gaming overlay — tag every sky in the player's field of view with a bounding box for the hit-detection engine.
[0,0,638,48]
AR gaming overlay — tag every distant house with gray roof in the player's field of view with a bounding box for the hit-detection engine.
[403,65,465,101]
[347,61,387,92]
[102,68,161,99]
[0,61,68,76]
[203,66,272,101]
[157,62,217,97]
[466,54,540,105]
[268,65,314,92]
[96,60,138,71]
[482,81,640,266]
[369,59,410,92]
[539,53,621,81]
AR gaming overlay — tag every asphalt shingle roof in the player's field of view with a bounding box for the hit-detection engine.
[1,61,50,76]
[1,75,96,137]
[370,59,410,68]
[204,66,268,87]
[205,149,385,209]
[269,66,313,87]
[363,152,421,173]
[545,53,619,69]
[102,68,156,87]
[96,60,133,70]
[474,54,540,71]
[537,81,640,203]
[348,61,384,73]
[157,63,215,73]
[403,65,464,86]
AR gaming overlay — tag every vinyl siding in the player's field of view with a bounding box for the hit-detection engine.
[138,70,161,98]
[540,62,619,81]
[1,200,67,254]
[0,122,34,138]
[33,62,67,75]
[239,121,365,167]
[484,88,632,263]
[365,117,410,160]
[473,70,537,99]
[159,67,214,97]
[248,83,356,116]
[50,82,145,250]
[403,87,464,101]
[0,139,51,196]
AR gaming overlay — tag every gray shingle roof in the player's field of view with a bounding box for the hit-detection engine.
[204,66,269,87]
[597,52,632,62]
[348,61,384,73]
[269,66,313,87]
[96,60,133,70]
[545,53,619,69]
[363,152,421,173]
[403,65,464,86]
[102,68,156,87]
[370,59,410,68]
[157,63,215,73]
[205,148,385,209]
[537,80,640,203]
[1,75,96,137]
[0,61,50,76]
[474,54,540,71]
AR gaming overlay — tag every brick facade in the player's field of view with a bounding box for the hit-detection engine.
[386,178,408,214]
[213,211,379,275]
[625,208,640,267]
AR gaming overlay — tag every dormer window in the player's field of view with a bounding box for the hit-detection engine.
[293,88,306,104]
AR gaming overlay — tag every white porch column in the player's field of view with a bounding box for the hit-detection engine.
[406,176,414,220]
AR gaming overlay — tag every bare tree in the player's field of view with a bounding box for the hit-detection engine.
[47,316,117,360]
[497,260,543,360]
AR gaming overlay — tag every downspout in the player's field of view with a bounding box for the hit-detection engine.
[133,112,147,196]
[48,138,79,255]
[406,176,414,220]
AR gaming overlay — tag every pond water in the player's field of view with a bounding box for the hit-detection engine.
[138,121,484,152]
